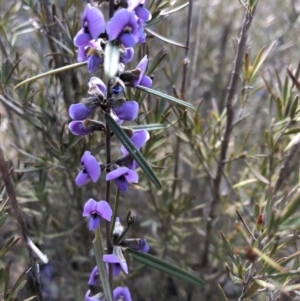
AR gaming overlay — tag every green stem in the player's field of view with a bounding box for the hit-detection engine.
[93,227,113,301]
[110,188,120,237]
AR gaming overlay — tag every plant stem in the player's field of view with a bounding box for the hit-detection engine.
[201,5,255,267]
[0,147,45,301]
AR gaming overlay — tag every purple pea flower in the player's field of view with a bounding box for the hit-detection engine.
[106,166,138,192]
[83,199,112,230]
[120,47,134,64]
[69,103,97,120]
[74,4,105,47]
[111,100,139,121]
[89,77,107,96]
[121,129,150,155]
[88,266,99,286]
[135,4,151,21]
[106,9,139,48]
[69,120,93,135]
[120,238,149,252]
[69,119,105,135]
[131,55,152,87]
[113,287,132,301]
[75,151,100,186]
[103,246,128,276]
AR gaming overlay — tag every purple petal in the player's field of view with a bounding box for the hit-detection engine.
[121,130,150,154]
[84,4,106,39]
[113,287,132,301]
[89,77,107,96]
[119,33,137,48]
[88,266,99,286]
[74,29,91,47]
[106,166,129,181]
[140,75,152,87]
[107,9,131,41]
[83,198,98,216]
[103,254,119,264]
[113,101,139,121]
[88,55,103,73]
[125,169,139,183]
[75,170,90,186]
[69,103,94,120]
[135,6,151,21]
[69,121,92,135]
[127,0,143,11]
[132,55,148,87]
[120,48,134,64]
[96,201,112,221]
[77,46,88,62]
[82,151,101,182]
[89,215,101,230]
[139,239,149,252]
[114,178,129,192]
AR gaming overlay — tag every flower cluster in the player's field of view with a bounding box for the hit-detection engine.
[74,2,151,74]
[69,2,153,299]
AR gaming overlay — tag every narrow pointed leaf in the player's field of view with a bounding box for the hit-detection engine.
[253,247,284,272]
[93,228,113,301]
[137,85,195,110]
[218,284,229,301]
[127,249,205,287]
[220,231,239,266]
[145,28,188,49]
[160,1,189,15]
[14,62,87,90]
[127,124,166,131]
[250,41,276,81]
[105,114,162,189]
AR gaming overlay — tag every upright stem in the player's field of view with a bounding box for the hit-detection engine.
[105,80,113,290]
[201,6,255,267]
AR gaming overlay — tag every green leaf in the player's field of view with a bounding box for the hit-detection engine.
[145,28,187,49]
[0,213,8,228]
[105,114,162,189]
[93,228,113,301]
[250,41,276,82]
[126,249,205,287]
[7,269,27,300]
[126,124,166,131]
[220,231,239,266]
[14,62,87,90]
[136,85,195,111]
[0,237,20,258]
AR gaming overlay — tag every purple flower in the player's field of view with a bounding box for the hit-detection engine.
[113,287,132,301]
[75,151,100,186]
[85,290,103,301]
[103,246,128,276]
[88,54,104,73]
[88,266,99,286]
[74,4,105,47]
[112,101,139,121]
[69,120,93,135]
[83,199,112,230]
[106,9,139,48]
[121,129,150,155]
[120,238,149,252]
[131,55,152,87]
[69,103,96,120]
[106,166,138,192]
[89,77,107,97]
[120,47,134,64]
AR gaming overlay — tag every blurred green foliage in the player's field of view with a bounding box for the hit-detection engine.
[1,0,300,300]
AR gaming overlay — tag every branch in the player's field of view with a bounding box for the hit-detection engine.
[0,146,45,301]
[272,277,300,301]
[201,6,255,267]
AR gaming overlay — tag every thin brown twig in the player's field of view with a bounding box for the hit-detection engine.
[0,146,45,301]
[201,6,255,267]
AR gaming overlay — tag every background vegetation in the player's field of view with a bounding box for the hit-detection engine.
[1,0,300,300]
